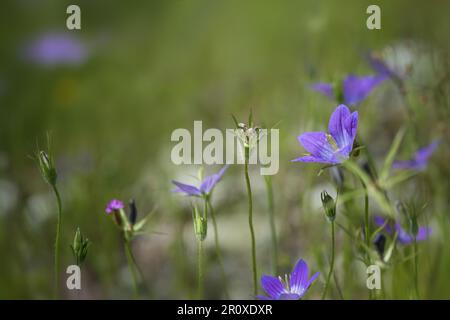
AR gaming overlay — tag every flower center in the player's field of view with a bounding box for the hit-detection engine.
[326,133,339,151]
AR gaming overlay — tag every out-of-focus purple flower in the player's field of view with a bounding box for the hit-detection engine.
[310,83,334,100]
[311,74,386,106]
[172,165,229,197]
[374,215,431,245]
[258,258,319,300]
[393,141,439,170]
[105,199,124,214]
[367,54,400,81]
[342,74,386,105]
[292,104,358,164]
[23,32,88,67]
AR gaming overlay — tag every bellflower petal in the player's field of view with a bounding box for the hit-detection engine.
[298,132,335,159]
[199,165,229,194]
[367,54,402,81]
[305,271,320,290]
[328,104,358,150]
[343,74,386,105]
[171,181,201,197]
[416,141,439,163]
[291,155,329,163]
[393,141,439,170]
[260,275,285,299]
[374,215,393,234]
[416,226,432,241]
[23,32,88,67]
[290,259,309,295]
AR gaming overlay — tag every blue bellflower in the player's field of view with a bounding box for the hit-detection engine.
[292,104,358,165]
[393,141,439,170]
[23,32,88,67]
[311,74,386,106]
[374,215,431,245]
[258,258,319,300]
[172,165,229,197]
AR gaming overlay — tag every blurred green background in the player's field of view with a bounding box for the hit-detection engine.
[0,0,449,299]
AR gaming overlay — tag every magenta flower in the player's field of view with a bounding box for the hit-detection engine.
[311,74,386,106]
[292,104,358,164]
[258,258,319,300]
[374,215,431,245]
[393,141,439,170]
[172,165,229,197]
[105,199,124,214]
[23,32,88,67]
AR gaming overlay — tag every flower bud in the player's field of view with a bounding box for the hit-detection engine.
[71,227,91,266]
[321,191,336,221]
[373,233,386,259]
[129,199,138,226]
[37,151,57,186]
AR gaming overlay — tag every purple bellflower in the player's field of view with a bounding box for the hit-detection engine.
[374,215,431,245]
[311,74,386,106]
[258,258,319,300]
[172,165,229,197]
[367,54,401,82]
[23,32,88,67]
[393,141,439,170]
[105,199,124,214]
[292,104,358,165]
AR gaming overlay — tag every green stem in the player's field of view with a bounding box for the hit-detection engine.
[360,179,372,300]
[414,237,419,299]
[244,146,258,296]
[124,239,139,298]
[197,239,204,299]
[264,175,278,275]
[52,185,62,299]
[207,199,229,299]
[321,221,335,300]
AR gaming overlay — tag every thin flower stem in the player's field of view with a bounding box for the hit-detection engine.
[414,237,419,299]
[321,221,335,300]
[52,185,62,299]
[360,179,372,300]
[244,146,258,296]
[207,198,229,299]
[264,175,278,275]
[124,239,139,298]
[197,239,204,299]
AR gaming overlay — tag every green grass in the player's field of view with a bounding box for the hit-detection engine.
[0,0,449,299]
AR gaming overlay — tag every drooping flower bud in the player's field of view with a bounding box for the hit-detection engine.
[129,199,138,226]
[373,233,386,259]
[71,227,91,266]
[37,150,57,186]
[321,191,336,222]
